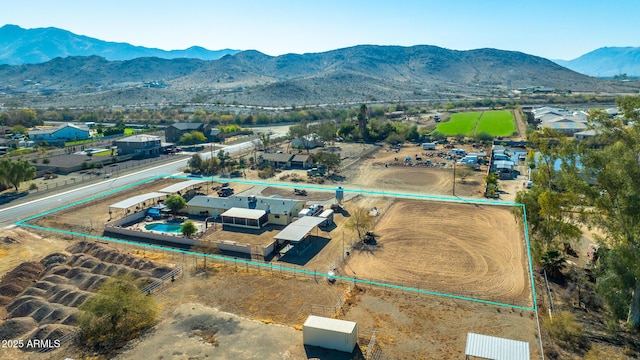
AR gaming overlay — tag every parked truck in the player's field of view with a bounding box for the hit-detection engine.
[307,166,326,176]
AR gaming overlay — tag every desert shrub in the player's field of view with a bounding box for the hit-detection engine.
[585,344,627,360]
[258,166,275,179]
[543,311,583,345]
[78,274,158,353]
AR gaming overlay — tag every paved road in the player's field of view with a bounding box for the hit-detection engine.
[0,139,274,226]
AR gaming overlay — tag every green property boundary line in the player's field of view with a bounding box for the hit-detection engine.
[14,175,537,313]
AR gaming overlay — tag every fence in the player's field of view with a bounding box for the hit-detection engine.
[141,266,184,295]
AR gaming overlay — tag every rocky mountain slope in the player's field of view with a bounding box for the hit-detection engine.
[1,44,637,107]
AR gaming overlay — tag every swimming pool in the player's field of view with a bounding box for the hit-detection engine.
[144,223,182,233]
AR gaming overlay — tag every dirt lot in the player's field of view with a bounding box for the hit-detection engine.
[343,199,532,307]
[347,143,487,197]
[343,286,541,360]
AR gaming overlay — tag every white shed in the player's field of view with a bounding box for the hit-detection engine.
[303,315,358,353]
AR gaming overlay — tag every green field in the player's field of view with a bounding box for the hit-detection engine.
[434,112,480,136]
[434,110,515,137]
[476,110,516,136]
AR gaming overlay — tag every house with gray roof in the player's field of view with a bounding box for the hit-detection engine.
[186,195,305,226]
[114,135,162,157]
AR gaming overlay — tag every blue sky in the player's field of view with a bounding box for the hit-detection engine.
[2,0,638,60]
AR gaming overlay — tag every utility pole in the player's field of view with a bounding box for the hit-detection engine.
[452,160,456,196]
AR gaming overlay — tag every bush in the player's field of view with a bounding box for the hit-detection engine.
[258,166,275,179]
[29,183,38,190]
[78,275,158,353]
[543,311,583,346]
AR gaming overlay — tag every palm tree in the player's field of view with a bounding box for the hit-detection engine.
[357,104,368,140]
[541,249,567,279]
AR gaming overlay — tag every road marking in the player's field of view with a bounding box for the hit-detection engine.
[0,157,185,214]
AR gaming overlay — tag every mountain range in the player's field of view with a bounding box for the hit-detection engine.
[554,47,640,77]
[0,24,239,65]
[0,25,638,107]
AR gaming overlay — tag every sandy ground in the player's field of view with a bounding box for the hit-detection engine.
[115,303,307,360]
[0,227,71,277]
[344,199,532,307]
[343,286,541,360]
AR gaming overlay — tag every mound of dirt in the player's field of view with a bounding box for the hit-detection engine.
[0,317,38,339]
[67,272,108,291]
[47,264,72,276]
[0,261,44,305]
[23,324,76,352]
[0,283,25,297]
[66,241,158,271]
[21,287,47,297]
[7,297,48,318]
[33,280,56,292]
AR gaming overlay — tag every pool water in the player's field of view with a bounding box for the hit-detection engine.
[144,223,182,233]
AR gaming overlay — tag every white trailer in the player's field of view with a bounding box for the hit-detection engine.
[318,209,334,226]
[422,142,436,150]
[303,315,358,353]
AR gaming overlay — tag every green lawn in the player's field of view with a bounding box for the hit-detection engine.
[476,110,516,136]
[434,112,481,136]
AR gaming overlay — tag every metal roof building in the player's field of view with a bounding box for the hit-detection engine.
[274,216,326,243]
[465,333,530,360]
[109,192,167,214]
[159,180,206,194]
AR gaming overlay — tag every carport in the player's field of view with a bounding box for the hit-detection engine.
[274,216,326,255]
[108,192,167,217]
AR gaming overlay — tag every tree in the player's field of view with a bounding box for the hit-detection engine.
[311,152,341,173]
[179,131,207,145]
[258,132,271,151]
[288,121,314,152]
[181,220,198,237]
[164,195,186,215]
[0,159,36,191]
[217,150,230,174]
[456,166,474,184]
[429,131,447,142]
[345,206,376,241]
[541,249,567,279]
[187,154,203,172]
[317,121,338,143]
[11,125,28,135]
[357,104,368,140]
[78,274,159,353]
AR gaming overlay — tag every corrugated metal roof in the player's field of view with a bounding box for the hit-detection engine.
[159,180,206,194]
[274,216,326,242]
[221,207,266,219]
[304,315,357,334]
[465,333,530,360]
[187,195,302,216]
[109,192,166,210]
